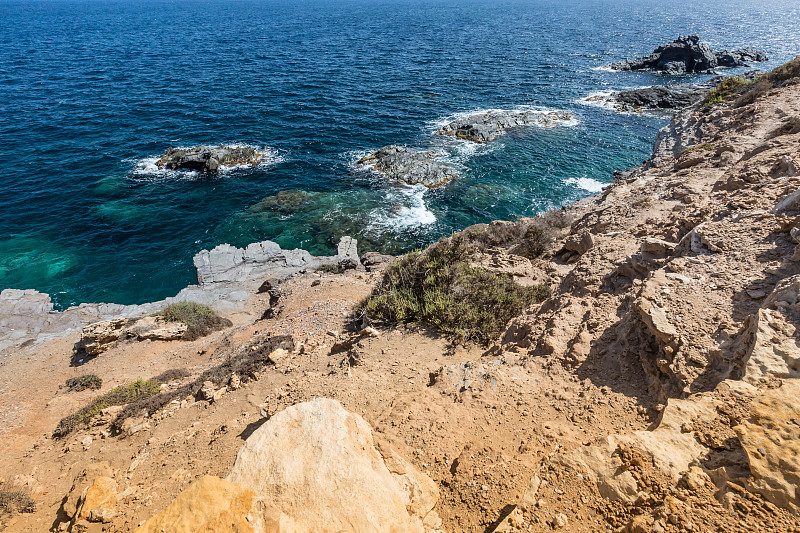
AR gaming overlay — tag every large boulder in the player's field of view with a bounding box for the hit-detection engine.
[736,380,800,512]
[156,145,265,173]
[79,315,188,354]
[437,109,574,143]
[226,398,442,532]
[135,475,282,533]
[358,146,457,187]
[611,35,766,75]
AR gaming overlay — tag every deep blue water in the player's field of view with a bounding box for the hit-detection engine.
[1,0,799,308]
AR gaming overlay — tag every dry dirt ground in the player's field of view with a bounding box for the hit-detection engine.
[2,78,800,532]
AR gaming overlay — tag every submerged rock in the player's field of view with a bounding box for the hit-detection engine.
[358,145,457,187]
[437,109,575,143]
[611,35,767,75]
[156,145,265,173]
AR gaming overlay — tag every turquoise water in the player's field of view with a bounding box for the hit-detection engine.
[1,0,799,308]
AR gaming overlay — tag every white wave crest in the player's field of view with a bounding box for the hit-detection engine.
[565,176,607,193]
[367,184,436,232]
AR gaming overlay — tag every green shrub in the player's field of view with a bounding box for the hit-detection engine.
[156,302,232,341]
[0,485,35,514]
[53,379,162,438]
[65,374,102,392]
[316,263,344,274]
[704,56,800,109]
[678,143,714,156]
[703,75,754,106]
[356,234,550,345]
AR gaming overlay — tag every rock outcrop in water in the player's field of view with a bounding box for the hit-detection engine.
[610,35,767,75]
[358,145,457,187]
[436,109,574,143]
[614,80,715,110]
[156,145,265,173]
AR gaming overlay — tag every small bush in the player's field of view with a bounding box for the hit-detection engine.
[316,263,343,274]
[704,56,800,109]
[152,368,191,383]
[0,486,35,514]
[110,335,294,433]
[703,75,754,106]
[65,374,102,392]
[356,234,550,345]
[157,302,232,340]
[53,379,162,438]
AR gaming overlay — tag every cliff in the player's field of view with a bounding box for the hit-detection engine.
[1,58,800,532]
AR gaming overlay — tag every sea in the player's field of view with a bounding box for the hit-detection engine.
[1,0,799,309]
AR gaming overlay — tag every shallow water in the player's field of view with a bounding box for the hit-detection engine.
[1,0,799,308]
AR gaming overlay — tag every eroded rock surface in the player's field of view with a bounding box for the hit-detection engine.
[437,109,574,143]
[226,398,442,532]
[358,145,457,187]
[156,145,265,173]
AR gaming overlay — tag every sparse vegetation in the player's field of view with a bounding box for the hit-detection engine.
[53,379,162,438]
[110,335,294,433]
[0,484,35,515]
[156,302,232,341]
[703,75,755,106]
[316,263,344,274]
[152,368,191,383]
[679,143,715,156]
[704,56,800,109]
[356,230,551,345]
[65,374,102,392]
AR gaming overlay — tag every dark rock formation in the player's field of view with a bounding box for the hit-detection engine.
[156,145,264,173]
[615,80,717,110]
[357,146,457,188]
[716,47,768,68]
[437,109,574,143]
[611,35,767,75]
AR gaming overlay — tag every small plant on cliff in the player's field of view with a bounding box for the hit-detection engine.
[0,484,35,515]
[356,234,550,345]
[65,374,102,392]
[703,75,754,106]
[53,379,162,438]
[157,302,232,341]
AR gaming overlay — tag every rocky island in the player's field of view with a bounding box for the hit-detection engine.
[357,145,458,187]
[436,109,575,143]
[611,35,767,75]
[156,145,267,173]
[0,57,799,533]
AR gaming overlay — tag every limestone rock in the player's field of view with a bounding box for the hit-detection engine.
[62,463,115,523]
[564,232,595,255]
[740,275,800,384]
[358,145,457,188]
[124,316,188,341]
[226,398,440,532]
[135,475,283,533]
[736,379,800,512]
[74,476,117,523]
[79,318,130,355]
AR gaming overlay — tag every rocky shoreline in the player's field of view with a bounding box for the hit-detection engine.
[0,236,364,353]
